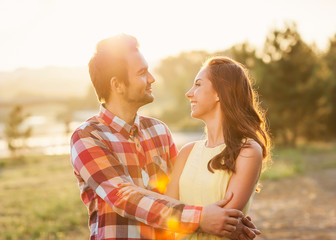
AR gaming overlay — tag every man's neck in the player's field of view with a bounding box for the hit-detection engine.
[105,101,139,125]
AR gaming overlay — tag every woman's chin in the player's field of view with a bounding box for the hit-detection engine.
[191,112,200,119]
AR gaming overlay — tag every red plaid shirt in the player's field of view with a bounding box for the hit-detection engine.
[70,105,202,239]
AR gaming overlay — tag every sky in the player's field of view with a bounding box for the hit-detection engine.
[1,0,336,72]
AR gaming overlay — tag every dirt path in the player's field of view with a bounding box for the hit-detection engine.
[250,168,336,240]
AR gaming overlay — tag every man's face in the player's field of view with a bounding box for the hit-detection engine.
[123,51,155,107]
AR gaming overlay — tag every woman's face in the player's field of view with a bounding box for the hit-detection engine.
[185,67,219,120]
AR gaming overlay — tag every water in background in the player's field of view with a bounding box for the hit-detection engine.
[0,120,204,158]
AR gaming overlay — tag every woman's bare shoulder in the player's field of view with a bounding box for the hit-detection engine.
[180,141,197,153]
[178,141,197,160]
[238,139,263,163]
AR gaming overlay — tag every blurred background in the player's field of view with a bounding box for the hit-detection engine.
[0,0,335,239]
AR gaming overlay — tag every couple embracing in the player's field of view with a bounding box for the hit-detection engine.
[70,34,270,240]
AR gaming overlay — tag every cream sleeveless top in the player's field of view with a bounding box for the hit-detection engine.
[178,140,255,240]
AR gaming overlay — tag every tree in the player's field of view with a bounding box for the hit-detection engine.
[229,42,258,69]
[229,42,265,93]
[257,22,331,145]
[324,34,336,138]
[5,105,32,159]
[154,51,210,130]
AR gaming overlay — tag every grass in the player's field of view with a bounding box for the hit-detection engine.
[260,142,336,180]
[0,142,335,239]
[0,154,88,240]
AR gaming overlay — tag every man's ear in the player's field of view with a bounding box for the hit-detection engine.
[110,77,124,94]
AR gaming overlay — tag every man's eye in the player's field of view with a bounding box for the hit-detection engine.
[195,83,201,87]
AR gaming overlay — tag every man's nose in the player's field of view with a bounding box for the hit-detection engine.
[148,72,155,84]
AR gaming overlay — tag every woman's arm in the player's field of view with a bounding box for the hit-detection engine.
[223,140,263,211]
[165,142,195,199]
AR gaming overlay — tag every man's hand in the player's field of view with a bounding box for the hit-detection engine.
[199,192,244,237]
[227,216,261,240]
[241,216,261,240]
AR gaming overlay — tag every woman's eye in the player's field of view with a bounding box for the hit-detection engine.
[195,83,201,87]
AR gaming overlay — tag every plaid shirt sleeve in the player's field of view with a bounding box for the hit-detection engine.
[164,123,178,170]
[71,126,202,234]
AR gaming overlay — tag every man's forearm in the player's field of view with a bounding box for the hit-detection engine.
[106,185,202,233]
[117,184,181,205]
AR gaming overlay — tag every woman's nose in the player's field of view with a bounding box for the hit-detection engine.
[185,88,193,98]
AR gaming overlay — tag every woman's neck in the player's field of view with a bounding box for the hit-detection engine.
[204,111,225,148]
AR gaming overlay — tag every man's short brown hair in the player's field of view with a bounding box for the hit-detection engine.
[88,34,139,103]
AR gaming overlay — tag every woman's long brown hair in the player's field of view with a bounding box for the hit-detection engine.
[204,56,271,173]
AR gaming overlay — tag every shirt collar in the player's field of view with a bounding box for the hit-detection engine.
[99,104,141,138]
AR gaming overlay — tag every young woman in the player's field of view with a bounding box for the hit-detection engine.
[164,56,270,239]
[119,56,270,239]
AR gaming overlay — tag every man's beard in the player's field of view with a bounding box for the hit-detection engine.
[125,92,154,107]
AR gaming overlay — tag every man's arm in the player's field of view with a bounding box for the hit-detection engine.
[118,184,246,238]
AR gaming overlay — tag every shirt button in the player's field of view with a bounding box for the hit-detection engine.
[136,143,140,147]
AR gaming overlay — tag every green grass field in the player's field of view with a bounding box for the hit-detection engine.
[0,155,88,240]
[260,142,336,180]
[0,142,335,239]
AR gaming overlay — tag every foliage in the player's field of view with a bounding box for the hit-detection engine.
[4,105,32,159]
[154,22,336,145]
[154,51,211,130]
[257,22,333,145]
[323,34,336,138]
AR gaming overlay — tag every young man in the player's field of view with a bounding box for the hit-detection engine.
[70,34,260,240]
